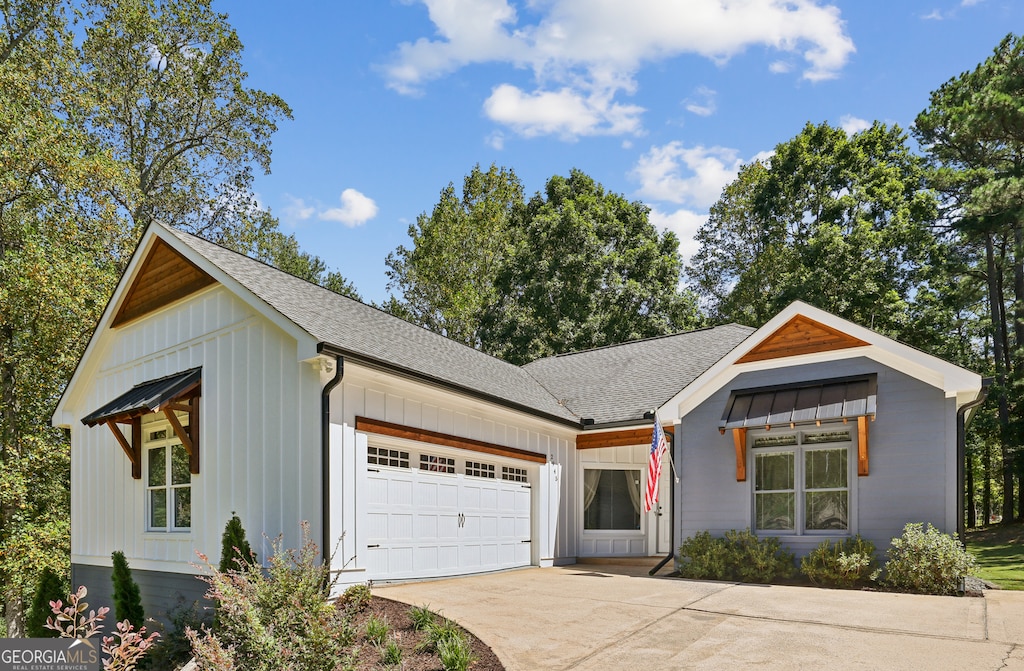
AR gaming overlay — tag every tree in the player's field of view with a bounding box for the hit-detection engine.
[688,121,938,343]
[218,512,256,573]
[482,169,702,364]
[111,550,144,629]
[915,33,1024,522]
[385,164,523,347]
[26,566,66,637]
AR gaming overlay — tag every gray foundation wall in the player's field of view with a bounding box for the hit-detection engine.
[71,563,209,631]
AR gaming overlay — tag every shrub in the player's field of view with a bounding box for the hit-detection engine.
[338,583,372,614]
[27,567,67,638]
[186,521,354,671]
[379,636,403,666]
[417,618,463,654]
[408,603,436,631]
[364,613,390,645]
[46,585,159,671]
[111,551,144,629]
[678,529,794,583]
[875,522,978,595]
[143,600,211,671]
[437,632,476,671]
[801,536,877,588]
[218,513,257,573]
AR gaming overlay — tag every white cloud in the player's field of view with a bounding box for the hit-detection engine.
[769,60,793,74]
[632,142,748,209]
[483,83,644,138]
[922,9,945,19]
[684,86,717,117]
[486,131,505,150]
[281,195,315,224]
[840,114,871,135]
[318,189,379,227]
[961,0,983,6]
[649,207,707,261]
[384,0,855,139]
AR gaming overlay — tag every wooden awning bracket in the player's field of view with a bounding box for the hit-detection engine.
[732,428,747,482]
[163,396,200,475]
[106,419,142,479]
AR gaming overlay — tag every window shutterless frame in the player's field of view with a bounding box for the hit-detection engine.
[749,427,853,536]
[143,418,192,532]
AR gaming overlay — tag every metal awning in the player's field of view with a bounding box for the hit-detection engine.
[82,367,202,426]
[719,374,877,430]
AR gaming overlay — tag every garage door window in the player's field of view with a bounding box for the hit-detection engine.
[583,469,641,530]
[368,446,409,468]
[465,461,496,478]
[420,453,455,473]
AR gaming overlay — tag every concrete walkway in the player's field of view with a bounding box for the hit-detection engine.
[375,565,1024,670]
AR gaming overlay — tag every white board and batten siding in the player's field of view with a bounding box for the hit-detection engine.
[327,365,577,583]
[69,285,321,575]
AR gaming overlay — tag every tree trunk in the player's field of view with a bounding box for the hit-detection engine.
[985,233,1015,521]
[4,594,25,638]
[984,439,993,524]
[967,445,977,528]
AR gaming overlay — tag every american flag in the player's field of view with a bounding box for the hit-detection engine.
[644,418,669,513]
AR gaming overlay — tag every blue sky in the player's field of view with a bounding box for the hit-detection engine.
[217,0,1022,304]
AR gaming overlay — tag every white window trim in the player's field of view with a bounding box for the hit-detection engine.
[748,425,857,538]
[143,417,192,533]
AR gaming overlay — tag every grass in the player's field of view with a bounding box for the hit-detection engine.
[966,521,1024,591]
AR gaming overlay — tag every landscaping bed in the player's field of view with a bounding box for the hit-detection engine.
[347,596,504,671]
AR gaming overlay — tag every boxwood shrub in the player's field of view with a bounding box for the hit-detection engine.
[678,529,794,583]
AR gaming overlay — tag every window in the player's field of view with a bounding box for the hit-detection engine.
[368,446,409,468]
[583,469,641,531]
[419,453,455,473]
[145,422,191,531]
[465,461,495,479]
[752,430,850,534]
[501,466,528,483]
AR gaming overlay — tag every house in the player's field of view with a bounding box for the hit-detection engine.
[52,223,986,621]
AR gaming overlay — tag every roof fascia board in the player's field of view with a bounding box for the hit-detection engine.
[662,301,981,423]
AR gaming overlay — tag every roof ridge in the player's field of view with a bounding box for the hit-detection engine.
[525,322,755,363]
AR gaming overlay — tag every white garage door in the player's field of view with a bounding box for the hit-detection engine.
[364,446,533,580]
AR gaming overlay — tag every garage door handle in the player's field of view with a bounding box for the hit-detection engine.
[521,539,531,543]
[367,467,380,472]
[368,544,380,548]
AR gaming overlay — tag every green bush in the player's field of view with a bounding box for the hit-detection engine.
[364,613,390,646]
[678,529,794,583]
[338,583,372,614]
[875,522,977,595]
[437,632,476,671]
[142,600,211,671]
[218,513,257,573]
[379,636,403,666]
[111,551,145,628]
[800,536,877,588]
[417,618,463,654]
[408,603,436,631]
[27,567,67,638]
[186,522,354,671]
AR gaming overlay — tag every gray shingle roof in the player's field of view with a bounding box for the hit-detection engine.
[162,225,753,428]
[523,324,755,424]
[163,226,579,424]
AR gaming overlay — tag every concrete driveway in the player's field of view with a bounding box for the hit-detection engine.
[375,564,1024,670]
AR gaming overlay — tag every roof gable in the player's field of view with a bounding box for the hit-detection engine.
[112,238,217,327]
[735,314,869,364]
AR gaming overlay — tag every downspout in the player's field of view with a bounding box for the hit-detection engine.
[319,343,345,567]
[957,377,992,543]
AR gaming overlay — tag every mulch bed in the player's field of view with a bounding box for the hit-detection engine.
[347,596,504,671]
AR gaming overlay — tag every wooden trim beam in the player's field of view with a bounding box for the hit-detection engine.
[857,415,869,476]
[732,428,747,482]
[106,420,138,478]
[130,417,142,480]
[190,396,200,475]
[576,426,673,450]
[355,416,547,464]
[164,407,193,456]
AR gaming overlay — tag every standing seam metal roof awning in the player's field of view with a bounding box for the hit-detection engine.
[81,368,201,426]
[719,374,877,430]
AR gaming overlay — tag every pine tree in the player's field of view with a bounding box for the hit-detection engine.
[219,513,256,573]
[111,551,144,628]
[26,567,66,638]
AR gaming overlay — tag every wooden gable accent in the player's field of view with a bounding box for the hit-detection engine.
[112,238,216,327]
[736,314,869,364]
[575,425,674,450]
[356,416,547,464]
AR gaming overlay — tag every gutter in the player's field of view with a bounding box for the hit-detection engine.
[956,377,993,542]
[318,342,345,567]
